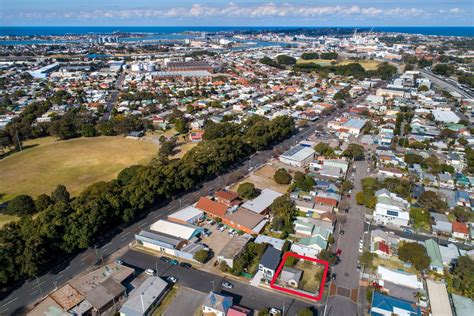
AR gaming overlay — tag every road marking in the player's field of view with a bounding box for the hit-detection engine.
[63,265,71,272]
[56,274,64,280]
[102,242,111,249]
[153,214,163,220]
[31,290,39,296]
[0,297,18,308]
[80,254,91,262]
[121,231,131,237]
[138,222,148,228]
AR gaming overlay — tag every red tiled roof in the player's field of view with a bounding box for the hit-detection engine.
[195,197,227,217]
[216,190,239,202]
[452,221,469,234]
[314,196,338,207]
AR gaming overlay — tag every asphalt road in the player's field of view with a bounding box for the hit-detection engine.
[326,159,368,316]
[102,72,125,121]
[121,249,318,315]
[420,69,474,99]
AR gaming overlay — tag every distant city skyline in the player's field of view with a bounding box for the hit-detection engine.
[1,0,473,26]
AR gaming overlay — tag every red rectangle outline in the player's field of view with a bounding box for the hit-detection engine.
[269,251,329,301]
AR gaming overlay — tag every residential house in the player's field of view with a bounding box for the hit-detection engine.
[279,267,303,288]
[195,197,228,218]
[119,277,169,316]
[258,247,282,280]
[202,291,233,316]
[374,189,410,228]
[439,243,460,266]
[425,239,444,274]
[426,280,453,316]
[431,212,452,235]
[215,190,241,207]
[370,292,421,316]
[254,235,286,251]
[376,266,423,290]
[222,208,267,234]
[378,167,404,178]
[227,305,252,316]
[189,129,205,142]
[452,221,470,240]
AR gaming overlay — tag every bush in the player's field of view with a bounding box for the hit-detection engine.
[193,249,209,263]
[276,55,297,65]
[284,256,298,267]
[274,168,292,184]
[219,261,229,273]
[398,242,430,271]
[6,194,36,215]
[237,182,257,199]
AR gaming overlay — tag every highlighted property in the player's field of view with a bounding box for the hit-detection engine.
[270,252,329,301]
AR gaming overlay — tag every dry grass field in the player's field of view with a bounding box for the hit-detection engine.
[0,136,159,202]
[230,164,290,194]
[297,58,381,71]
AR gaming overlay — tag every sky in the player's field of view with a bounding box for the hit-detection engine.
[1,0,473,26]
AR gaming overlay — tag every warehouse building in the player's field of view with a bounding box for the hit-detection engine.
[279,144,315,167]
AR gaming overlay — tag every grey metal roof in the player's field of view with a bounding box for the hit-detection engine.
[119,277,168,316]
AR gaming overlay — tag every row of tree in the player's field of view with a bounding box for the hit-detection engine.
[0,115,296,288]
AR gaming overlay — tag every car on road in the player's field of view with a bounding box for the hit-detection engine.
[169,259,179,265]
[222,281,233,289]
[269,308,282,316]
[339,229,345,235]
[145,269,155,276]
[179,262,192,269]
[167,276,178,283]
[160,256,171,263]
[115,259,124,265]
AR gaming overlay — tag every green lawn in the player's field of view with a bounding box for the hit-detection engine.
[0,136,159,202]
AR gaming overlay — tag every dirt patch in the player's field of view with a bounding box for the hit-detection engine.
[230,164,289,194]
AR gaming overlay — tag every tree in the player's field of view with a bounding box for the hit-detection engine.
[276,55,297,65]
[360,251,378,270]
[51,185,70,203]
[237,182,257,199]
[410,207,431,230]
[314,142,335,157]
[258,308,271,316]
[301,52,319,60]
[446,256,474,299]
[81,124,97,137]
[175,118,188,134]
[285,256,298,267]
[219,261,229,273]
[374,62,397,80]
[342,143,365,160]
[193,249,209,263]
[398,242,430,271]
[418,191,447,213]
[274,168,292,184]
[6,194,36,215]
[320,52,338,60]
[417,85,429,92]
[318,249,337,265]
[297,307,314,316]
[35,194,52,212]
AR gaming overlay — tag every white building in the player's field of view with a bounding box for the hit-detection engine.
[377,266,423,290]
[279,145,315,167]
[374,189,410,227]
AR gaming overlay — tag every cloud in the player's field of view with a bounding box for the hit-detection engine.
[6,3,458,21]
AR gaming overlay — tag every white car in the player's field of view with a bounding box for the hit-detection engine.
[145,269,155,276]
[222,281,233,289]
[167,276,178,283]
[269,308,282,316]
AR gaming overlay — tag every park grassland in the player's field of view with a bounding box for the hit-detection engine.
[297,58,381,71]
[0,136,159,202]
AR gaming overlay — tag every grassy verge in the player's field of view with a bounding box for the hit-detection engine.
[0,214,20,228]
[152,285,180,316]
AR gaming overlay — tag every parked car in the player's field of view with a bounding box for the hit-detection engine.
[219,226,227,232]
[160,256,171,263]
[169,259,179,265]
[203,230,212,237]
[331,273,337,281]
[228,229,235,235]
[336,249,342,256]
[179,262,192,269]
[404,229,413,234]
[269,308,282,316]
[222,281,233,289]
[205,219,215,225]
[167,276,178,283]
[115,259,124,265]
[145,269,155,276]
[339,230,345,235]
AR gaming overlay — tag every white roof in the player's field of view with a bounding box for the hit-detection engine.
[241,188,283,214]
[426,279,453,316]
[168,206,203,222]
[432,109,460,123]
[280,145,315,162]
[254,235,285,250]
[149,219,198,240]
[377,266,422,289]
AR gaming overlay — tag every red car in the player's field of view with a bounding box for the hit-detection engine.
[336,249,342,256]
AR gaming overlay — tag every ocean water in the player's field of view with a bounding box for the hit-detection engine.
[0,26,473,37]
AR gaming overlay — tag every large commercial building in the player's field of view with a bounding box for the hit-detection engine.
[279,145,315,167]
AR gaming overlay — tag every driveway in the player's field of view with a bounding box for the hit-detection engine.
[163,287,206,316]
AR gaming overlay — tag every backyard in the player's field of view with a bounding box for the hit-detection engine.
[295,260,325,293]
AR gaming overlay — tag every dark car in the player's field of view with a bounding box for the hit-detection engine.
[332,273,337,281]
[339,230,345,235]
[180,262,192,269]
[160,256,171,263]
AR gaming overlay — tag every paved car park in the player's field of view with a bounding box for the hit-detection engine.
[200,220,238,265]
[163,287,207,316]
